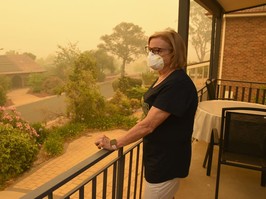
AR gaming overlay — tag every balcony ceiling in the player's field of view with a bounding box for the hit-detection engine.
[195,0,266,14]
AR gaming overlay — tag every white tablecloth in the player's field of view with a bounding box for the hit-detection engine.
[192,100,266,142]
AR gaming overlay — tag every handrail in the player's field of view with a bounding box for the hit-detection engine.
[21,140,143,199]
[21,150,113,199]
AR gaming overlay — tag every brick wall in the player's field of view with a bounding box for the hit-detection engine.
[221,15,266,82]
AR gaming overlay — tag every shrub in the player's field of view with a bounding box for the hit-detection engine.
[42,76,64,95]
[0,106,39,188]
[108,91,133,116]
[0,86,7,106]
[31,123,49,145]
[43,122,86,157]
[124,86,147,101]
[0,106,39,138]
[54,122,86,140]
[0,75,10,106]
[141,71,157,87]
[27,73,46,93]
[43,132,64,156]
[86,115,138,130]
[0,125,38,188]
[112,76,142,93]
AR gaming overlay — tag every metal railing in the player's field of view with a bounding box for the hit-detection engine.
[21,79,265,199]
[198,79,266,104]
[21,140,144,199]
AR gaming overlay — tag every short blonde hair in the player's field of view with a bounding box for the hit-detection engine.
[148,28,187,69]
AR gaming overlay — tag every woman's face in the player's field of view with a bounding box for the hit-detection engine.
[148,37,172,68]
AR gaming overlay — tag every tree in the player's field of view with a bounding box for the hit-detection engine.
[54,42,81,81]
[89,49,116,74]
[98,22,147,77]
[23,52,36,60]
[189,1,212,62]
[64,52,105,122]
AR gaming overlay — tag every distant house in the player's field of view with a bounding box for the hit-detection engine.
[0,54,46,88]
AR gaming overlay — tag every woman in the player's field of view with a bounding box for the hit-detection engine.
[95,28,198,199]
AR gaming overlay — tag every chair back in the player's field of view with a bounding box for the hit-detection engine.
[220,107,266,163]
[206,79,217,100]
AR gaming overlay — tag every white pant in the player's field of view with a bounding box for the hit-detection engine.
[143,178,180,199]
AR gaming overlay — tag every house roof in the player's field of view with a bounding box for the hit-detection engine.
[0,54,46,75]
[195,0,266,15]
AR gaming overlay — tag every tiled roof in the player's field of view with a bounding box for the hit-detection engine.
[0,54,46,75]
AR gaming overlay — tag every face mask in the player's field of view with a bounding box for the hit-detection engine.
[147,52,164,71]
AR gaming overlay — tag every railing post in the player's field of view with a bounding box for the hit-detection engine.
[116,148,125,199]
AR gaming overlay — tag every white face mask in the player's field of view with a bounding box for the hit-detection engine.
[147,52,164,71]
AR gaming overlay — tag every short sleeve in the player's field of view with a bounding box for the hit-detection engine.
[152,79,194,117]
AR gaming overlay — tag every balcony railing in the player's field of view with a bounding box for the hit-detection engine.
[197,79,266,104]
[21,140,144,199]
[21,79,265,199]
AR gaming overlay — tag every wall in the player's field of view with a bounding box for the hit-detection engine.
[221,15,266,82]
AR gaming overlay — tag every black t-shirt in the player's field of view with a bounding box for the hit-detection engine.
[142,69,198,183]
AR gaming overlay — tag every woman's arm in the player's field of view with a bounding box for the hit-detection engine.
[95,106,170,150]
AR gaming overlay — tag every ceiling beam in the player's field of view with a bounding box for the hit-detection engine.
[194,0,224,16]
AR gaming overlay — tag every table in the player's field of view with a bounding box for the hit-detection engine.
[192,100,266,142]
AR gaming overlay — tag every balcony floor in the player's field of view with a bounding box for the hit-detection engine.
[175,140,266,199]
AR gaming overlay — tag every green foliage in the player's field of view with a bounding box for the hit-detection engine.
[31,123,49,145]
[65,53,106,122]
[98,22,147,77]
[112,76,142,93]
[0,75,11,91]
[42,76,64,95]
[87,115,138,130]
[0,106,39,138]
[0,125,38,188]
[108,91,133,116]
[141,71,158,87]
[0,86,7,106]
[124,86,147,102]
[43,122,86,156]
[54,42,81,81]
[89,49,116,76]
[23,52,36,60]
[0,75,11,106]
[27,73,46,93]
[112,77,145,105]
[0,106,40,188]
[74,51,100,80]
[53,122,86,140]
[97,72,106,82]
[43,132,64,156]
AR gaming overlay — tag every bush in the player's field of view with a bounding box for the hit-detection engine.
[124,86,147,101]
[141,71,157,87]
[27,73,46,93]
[43,122,86,157]
[108,91,133,116]
[31,123,49,145]
[0,106,39,138]
[54,122,86,140]
[43,132,64,156]
[86,115,138,130]
[112,76,142,93]
[42,76,64,95]
[0,86,7,106]
[0,125,38,188]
